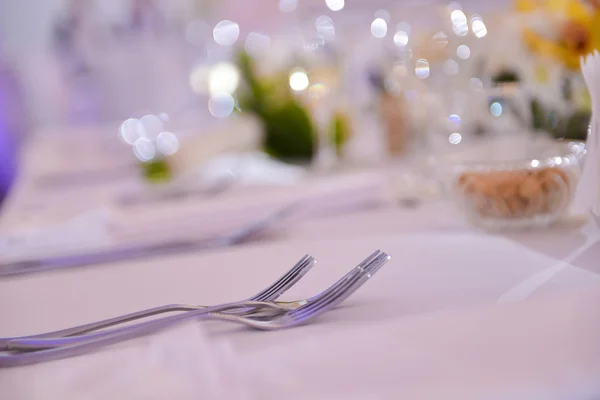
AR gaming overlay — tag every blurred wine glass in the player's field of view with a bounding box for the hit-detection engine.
[302,34,342,170]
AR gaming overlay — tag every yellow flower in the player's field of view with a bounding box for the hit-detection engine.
[516,0,600,69]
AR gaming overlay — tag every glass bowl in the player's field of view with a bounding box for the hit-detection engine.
[437,138,586,229]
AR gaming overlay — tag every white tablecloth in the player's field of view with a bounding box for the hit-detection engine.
[2,129,600,398]
[1,232,600,398]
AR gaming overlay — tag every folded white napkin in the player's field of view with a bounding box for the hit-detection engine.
[113,172,390,246]
[0,323,249,400]
[573,52,600,216]
[0,172,390,263]
[0,209,113,263]
[118,152,307,205]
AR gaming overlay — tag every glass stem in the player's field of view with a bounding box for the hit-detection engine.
[314,99,337,171]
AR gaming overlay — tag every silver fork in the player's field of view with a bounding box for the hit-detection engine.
[0,251,389,367]
[6,251,384,351]
[0,254,316,350]
[0,203,297,277]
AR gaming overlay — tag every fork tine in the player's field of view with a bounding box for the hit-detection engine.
[290,252,390,322]
[288,254,388,325]
[249,255,316,301]
[303,250,382,302]
[290,250,384,315]
[327,253,390,306]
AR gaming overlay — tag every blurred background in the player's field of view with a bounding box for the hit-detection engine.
[0,0,593,230]
[4,3,600,392]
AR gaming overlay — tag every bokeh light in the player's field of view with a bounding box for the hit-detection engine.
[457,44,471,59]
[156,132,179,156]
[208,92,235,118]
[289,68,309,91]
[119,118,142,145]
[316,15,335,40]
[139,114,164,141]
[133,137,156,161]
[451,10,468,36]
[448,114,462,128]
[490,102,503,117]
[208,62,240,95]
[371,18,388,38]
[415,59,430,79]
[213,20,240,46]
[471,16,488,38]
[279,0,297,12]
[449,132,462,144]
[394,30,409,47]
[325,0,344,11]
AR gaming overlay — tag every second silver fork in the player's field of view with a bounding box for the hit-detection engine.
[0,254,317,349]
[0,250,388,367]
[5,251,386,352]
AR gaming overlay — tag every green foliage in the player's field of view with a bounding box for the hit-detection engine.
[495,70,589,140]
[530,98,549,132]
[141,159,172,183]
[262,102,316,160]
[492,69,520,84]
[564,110,590,140]
[530,99,590,140]
[236,51,316,162]
[330,112,350,157]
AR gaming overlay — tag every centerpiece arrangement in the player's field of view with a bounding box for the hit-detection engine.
[236,50,316,162]
[128,46,354,184]
[504,0,600,139]
[397,0,599,141]
[125,0,599,188]
[236,48,352,164]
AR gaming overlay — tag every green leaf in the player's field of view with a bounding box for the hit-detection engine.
[329,112,351,157]
[141,159,172,183]
[492,69,520,84]
[236,50,316,162]
[563,111,590,140]
[262,101,315,161]
[530,99,546,131]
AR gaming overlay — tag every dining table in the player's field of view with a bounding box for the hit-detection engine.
[1,126,600,399]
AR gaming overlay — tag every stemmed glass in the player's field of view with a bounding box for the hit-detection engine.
[300,34,342,171]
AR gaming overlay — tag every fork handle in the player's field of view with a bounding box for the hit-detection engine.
[0,311,247,367]
[0,299,296,350]
[4,301,283,353]
[0,304,203,349]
